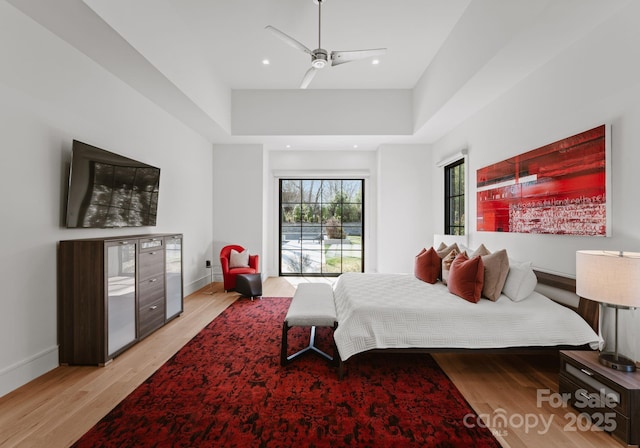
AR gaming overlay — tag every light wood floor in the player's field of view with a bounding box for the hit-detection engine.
[0,277,622,447]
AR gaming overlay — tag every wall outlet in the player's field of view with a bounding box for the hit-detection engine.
[205,260,211,268]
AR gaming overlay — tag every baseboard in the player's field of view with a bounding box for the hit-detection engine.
[185,275,215,296]
[212,265,222,282]
[0,345,59,398]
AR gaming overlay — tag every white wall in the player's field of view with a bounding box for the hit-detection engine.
[215,146,434,277]
[377,144,433,273]
[431,2,640,273]
[0,3,214,397]
[211,144,264,280]
[84,0,231,133]
[430,2,640,360]
[232,90,412,136]
[214,146,436,276]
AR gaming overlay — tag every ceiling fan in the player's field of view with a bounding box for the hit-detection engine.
[265,0,387,89]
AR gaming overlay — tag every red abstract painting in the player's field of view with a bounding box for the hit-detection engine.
[476,125,609,236]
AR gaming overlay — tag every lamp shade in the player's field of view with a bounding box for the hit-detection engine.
[576,250,640,307]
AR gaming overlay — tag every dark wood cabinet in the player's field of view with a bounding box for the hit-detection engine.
[560,350,640,446]
[58,234,183,365]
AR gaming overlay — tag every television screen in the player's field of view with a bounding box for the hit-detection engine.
[66,140,160,228]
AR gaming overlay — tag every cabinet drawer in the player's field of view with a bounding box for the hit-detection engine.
[139,276,164,307]
[138,298,165,338]
[561,357,627,415]
[560,374,629,443]
[139,250,164,280]
[139,237,164,252]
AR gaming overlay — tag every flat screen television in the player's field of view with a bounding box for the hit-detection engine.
[66,140,160,228]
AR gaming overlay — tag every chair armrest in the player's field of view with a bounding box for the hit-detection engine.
[249,254,260,271]
[220,257,230,273]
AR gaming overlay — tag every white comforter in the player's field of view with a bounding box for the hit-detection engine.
[333,273,601,361]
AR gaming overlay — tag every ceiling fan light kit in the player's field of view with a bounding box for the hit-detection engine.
[311,50,328,69]
[266,0,386,88]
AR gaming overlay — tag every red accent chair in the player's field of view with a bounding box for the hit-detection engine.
[220,245,260,292]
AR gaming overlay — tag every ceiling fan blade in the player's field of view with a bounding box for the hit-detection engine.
[300,67,318,89]
[331,48,387,66]
[265,25,312,55]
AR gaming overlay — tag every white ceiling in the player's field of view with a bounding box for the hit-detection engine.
[165,0,470,90]
[6,0,632,150]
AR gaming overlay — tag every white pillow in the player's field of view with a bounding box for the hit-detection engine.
[502,258,537,301]
[229,249,250,268]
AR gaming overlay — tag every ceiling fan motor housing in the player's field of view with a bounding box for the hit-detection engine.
[265,0,385,88]
[311,49,328,69]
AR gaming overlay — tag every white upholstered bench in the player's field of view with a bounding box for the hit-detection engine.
[280,283,338,366]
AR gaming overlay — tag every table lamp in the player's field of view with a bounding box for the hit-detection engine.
[576,250,640,372]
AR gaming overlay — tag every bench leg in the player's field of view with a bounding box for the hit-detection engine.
[306,326,334,362]
[281,325,334,365]
[280,322,290,366]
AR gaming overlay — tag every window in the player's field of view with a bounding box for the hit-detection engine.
[279,179,364,276]
[444,159,465,235]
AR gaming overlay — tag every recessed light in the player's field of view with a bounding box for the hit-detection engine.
[353,144,359,149]
[372,59,380,65]
[262,59,270,65]
[286,144,291,149]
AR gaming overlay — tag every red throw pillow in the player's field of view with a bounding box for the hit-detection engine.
[414,247,440,284]
[447,252,484,303]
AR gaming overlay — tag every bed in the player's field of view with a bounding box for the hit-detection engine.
[332,267,602,376]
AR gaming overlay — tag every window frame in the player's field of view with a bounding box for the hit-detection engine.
[444,158,466,236]
[278,178,365,277]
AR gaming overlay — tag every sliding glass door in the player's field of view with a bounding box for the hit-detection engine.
[279,179,364,276]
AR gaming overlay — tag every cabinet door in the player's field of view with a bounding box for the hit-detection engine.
[165,235,183,320]
[106,241,137,356]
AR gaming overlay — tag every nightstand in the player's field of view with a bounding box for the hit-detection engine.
[559,350,640,446]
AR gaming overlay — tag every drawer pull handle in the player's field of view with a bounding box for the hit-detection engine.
[580,368,593,376]
[149,278,157,283]
[579,391,593,400]
[149,252,156,255]
[150,305,158,310]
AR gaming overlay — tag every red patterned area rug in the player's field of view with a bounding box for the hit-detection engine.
[73,297,500,448]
